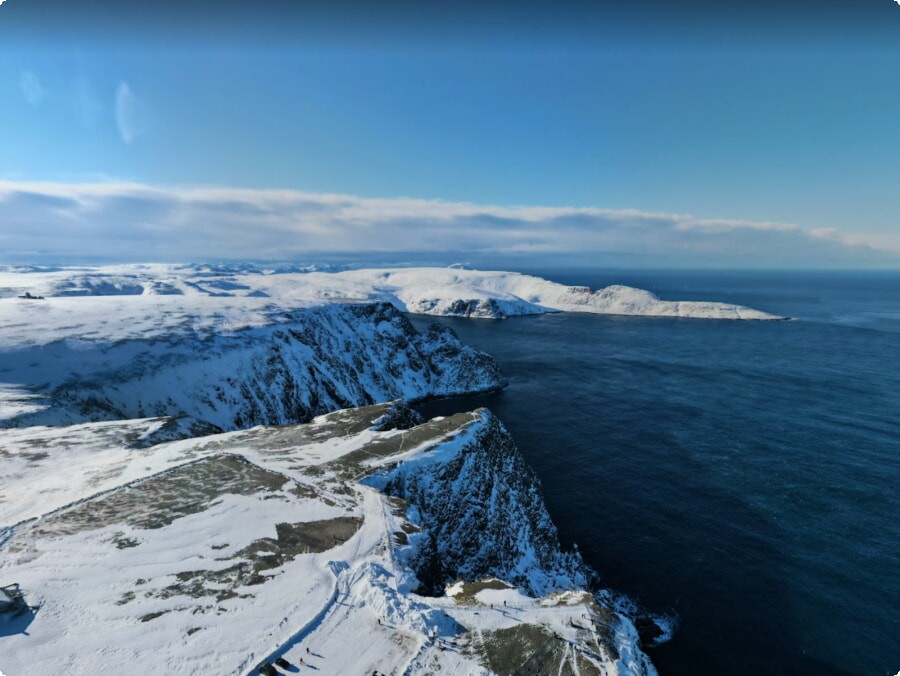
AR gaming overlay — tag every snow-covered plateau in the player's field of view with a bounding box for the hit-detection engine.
[0,263,784,321]
[0,402,657,675]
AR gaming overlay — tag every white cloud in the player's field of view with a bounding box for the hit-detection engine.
[114,82,141,144]
[0,180,896,267]
[19,71,44,106]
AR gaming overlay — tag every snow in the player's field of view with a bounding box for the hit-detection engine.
[0,301,503,429]
[0,404,656,675]
[0,265,784,339]
[0,417,176,524]
[474,587,533,606]
[0,263,677,675]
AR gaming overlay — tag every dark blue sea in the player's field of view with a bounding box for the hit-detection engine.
[412,270,900,676]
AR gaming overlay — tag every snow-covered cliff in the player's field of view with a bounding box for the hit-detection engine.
[366,412,587,596]
[0,402,656,675]
[0,302,504,429]
[0,263,784,320]
[343,268,783,320]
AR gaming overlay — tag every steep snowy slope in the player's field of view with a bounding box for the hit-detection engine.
[366,413,588,596]
[0,301,504,429]
[0,263,784,319]
[0,403,656,676]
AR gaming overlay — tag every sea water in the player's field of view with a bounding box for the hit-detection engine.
[412,269,900,676]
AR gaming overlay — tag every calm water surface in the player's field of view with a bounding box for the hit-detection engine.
[412,270,900,676]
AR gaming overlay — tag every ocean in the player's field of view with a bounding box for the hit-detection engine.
[411,269,900,676]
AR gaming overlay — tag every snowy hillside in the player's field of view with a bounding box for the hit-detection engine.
[0,263,784,320]
[0,402,657,676]
[0,302,504,429]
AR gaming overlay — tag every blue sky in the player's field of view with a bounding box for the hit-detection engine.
[1,0,900,267]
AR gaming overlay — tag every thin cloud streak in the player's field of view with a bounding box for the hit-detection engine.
[0,181,897,267]
[114,82,140,144]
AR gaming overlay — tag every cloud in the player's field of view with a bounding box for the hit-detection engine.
[19,71,44,105]
[114,82,142,144]
[0,180,897,268]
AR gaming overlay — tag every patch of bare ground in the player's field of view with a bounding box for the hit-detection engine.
[324,411,479,479]
[451,578,514,605]
[131,516,363,605]
[13,455,290,544]
[470,623,603,676]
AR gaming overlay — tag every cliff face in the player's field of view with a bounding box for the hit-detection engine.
[368,411,588,597]
[1,302,505,430]
[363,408,657,675]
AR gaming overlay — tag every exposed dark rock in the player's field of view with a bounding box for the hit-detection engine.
[634,614,667,646]
[371,400,424,431]
[374,412,586,596]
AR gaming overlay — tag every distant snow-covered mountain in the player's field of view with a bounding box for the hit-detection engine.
[0,263,784,320]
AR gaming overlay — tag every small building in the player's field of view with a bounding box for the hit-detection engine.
[1,584,30,615]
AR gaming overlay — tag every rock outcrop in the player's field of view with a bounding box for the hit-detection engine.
[370,411,588,597]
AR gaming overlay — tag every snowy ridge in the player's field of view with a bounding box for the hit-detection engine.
[0,302,504,429]
[0,403,656,676]
[364,413,587,597]
[339,268,783,320]
[0,263,784,322]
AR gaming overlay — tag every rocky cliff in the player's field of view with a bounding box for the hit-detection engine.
[0,302,505,430]
[1,402,656,676]
[368,410,589,597]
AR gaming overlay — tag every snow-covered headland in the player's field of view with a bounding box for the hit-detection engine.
[0,402,658,675]
[0,263,784,321]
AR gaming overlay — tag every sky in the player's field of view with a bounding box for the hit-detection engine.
[1,0,899,268]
